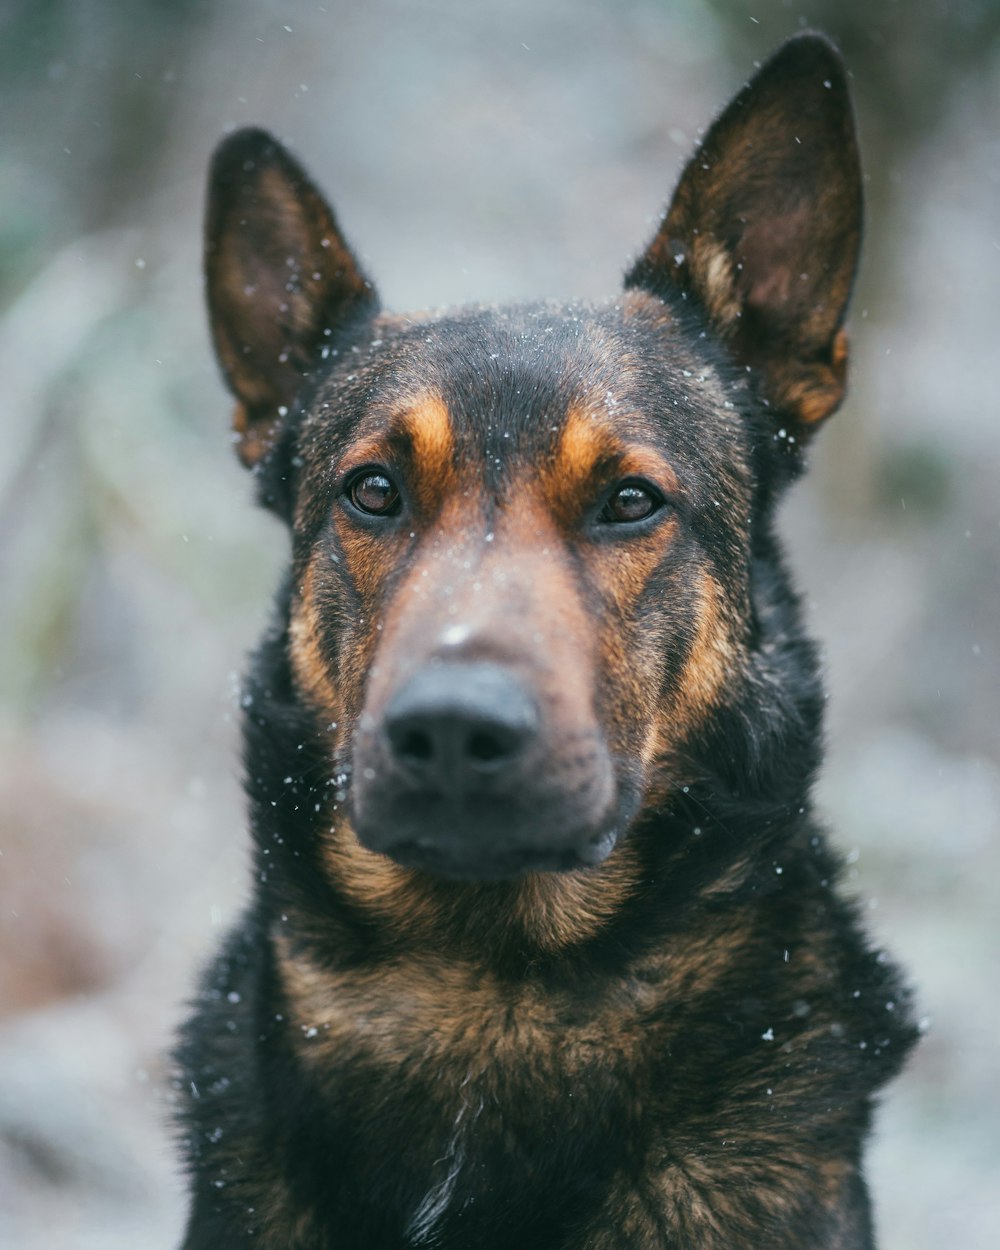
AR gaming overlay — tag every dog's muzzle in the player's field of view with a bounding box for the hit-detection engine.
[350,661,619,879]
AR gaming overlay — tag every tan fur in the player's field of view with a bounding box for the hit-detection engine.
[403,393,456,508]
[294,403,741,955]
[552,405,618,493]
[274,894,748,1078]
[691,235,743,330]
[231,401,280,468]
[551,406,682,505]
[318,811,641,956]
[289,557,341,712]
[577,1146,857,1249]
[775,326,851,425]
[504,845,643,950]
[621,286,675,327]
[675,571,737,722]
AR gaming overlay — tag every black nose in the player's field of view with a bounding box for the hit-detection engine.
[383,662,538,794]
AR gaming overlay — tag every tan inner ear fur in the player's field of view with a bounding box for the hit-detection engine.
[689,236,744,332]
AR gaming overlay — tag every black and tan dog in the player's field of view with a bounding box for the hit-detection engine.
[176,33,915,1250]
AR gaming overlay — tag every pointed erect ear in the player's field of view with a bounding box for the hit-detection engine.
[626,34,862,432]
[205,128,377,466]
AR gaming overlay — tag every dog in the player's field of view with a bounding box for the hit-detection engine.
[175,32,916,1250]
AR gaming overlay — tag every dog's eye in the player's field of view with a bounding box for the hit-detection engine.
[348,470,401,517]
[600,481,663,525]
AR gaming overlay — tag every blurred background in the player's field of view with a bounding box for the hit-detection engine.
[1,1,997,1246]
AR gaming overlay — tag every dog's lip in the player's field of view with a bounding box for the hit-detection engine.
[576,827,618,865]
[378,827,620,881]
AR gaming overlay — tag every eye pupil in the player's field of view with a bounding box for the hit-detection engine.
[606,483,657,523]
[350,472,399,516]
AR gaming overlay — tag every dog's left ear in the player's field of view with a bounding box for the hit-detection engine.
[205,128,377,467]
[626,33,861,432]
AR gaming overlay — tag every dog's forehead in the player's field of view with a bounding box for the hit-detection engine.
[301,294,747,496]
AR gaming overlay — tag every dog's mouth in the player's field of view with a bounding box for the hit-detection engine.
[349,769,626,883]
[346,659,627,881]
[380,826,620,882]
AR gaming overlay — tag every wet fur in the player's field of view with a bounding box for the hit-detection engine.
[176,34,915,1250]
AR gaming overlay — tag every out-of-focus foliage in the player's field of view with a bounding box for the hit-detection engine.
[0,3,997,1248]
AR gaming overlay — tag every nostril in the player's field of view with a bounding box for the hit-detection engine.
[389,725,435,764]
[467,728,515,765]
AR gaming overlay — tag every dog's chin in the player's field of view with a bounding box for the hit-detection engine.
[360,826,620,882]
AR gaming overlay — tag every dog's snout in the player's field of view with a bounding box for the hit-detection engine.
[384,662,538,792]
[355,658,620,876]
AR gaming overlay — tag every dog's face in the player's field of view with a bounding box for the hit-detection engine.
[285,298,755,880]
[205,34,861,882]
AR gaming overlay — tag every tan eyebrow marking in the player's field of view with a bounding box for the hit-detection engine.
[611,449,682,496]
[555,405,619,489]
[548,405,682,507]
[401,393,456,507]
[338,393,456,515]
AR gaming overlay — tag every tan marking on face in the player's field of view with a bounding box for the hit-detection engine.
[615,448,682,496]
[503,844,643,950]
[642,570,737,772]
[289,556,340,712]
[315,423,659,950]
[320,440,405,609]
[334,393,454,531]
[353,491,600,748]
[553,405,618,491]
[533,410,687,807]
[336,433,394,480]
[319,814,639,955]
[544,408,682,610]
[322,495,607,921]
[552,406,681,501]
[402,393,456,508]
[320,819,459,941]
[677,571,734,718]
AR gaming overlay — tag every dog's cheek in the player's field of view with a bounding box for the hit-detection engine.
[288,545,382,745]
[647,570,744,779]
[584,537,684,784]
[591,557,741,806]
[289,556,342,716]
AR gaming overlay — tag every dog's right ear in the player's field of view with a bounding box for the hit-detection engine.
[205,128,377,467]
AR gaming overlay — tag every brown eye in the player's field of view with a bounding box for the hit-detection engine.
[348,470,400,517]
[600,481,662,524]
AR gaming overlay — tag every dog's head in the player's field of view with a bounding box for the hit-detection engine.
[205,34,860,885]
